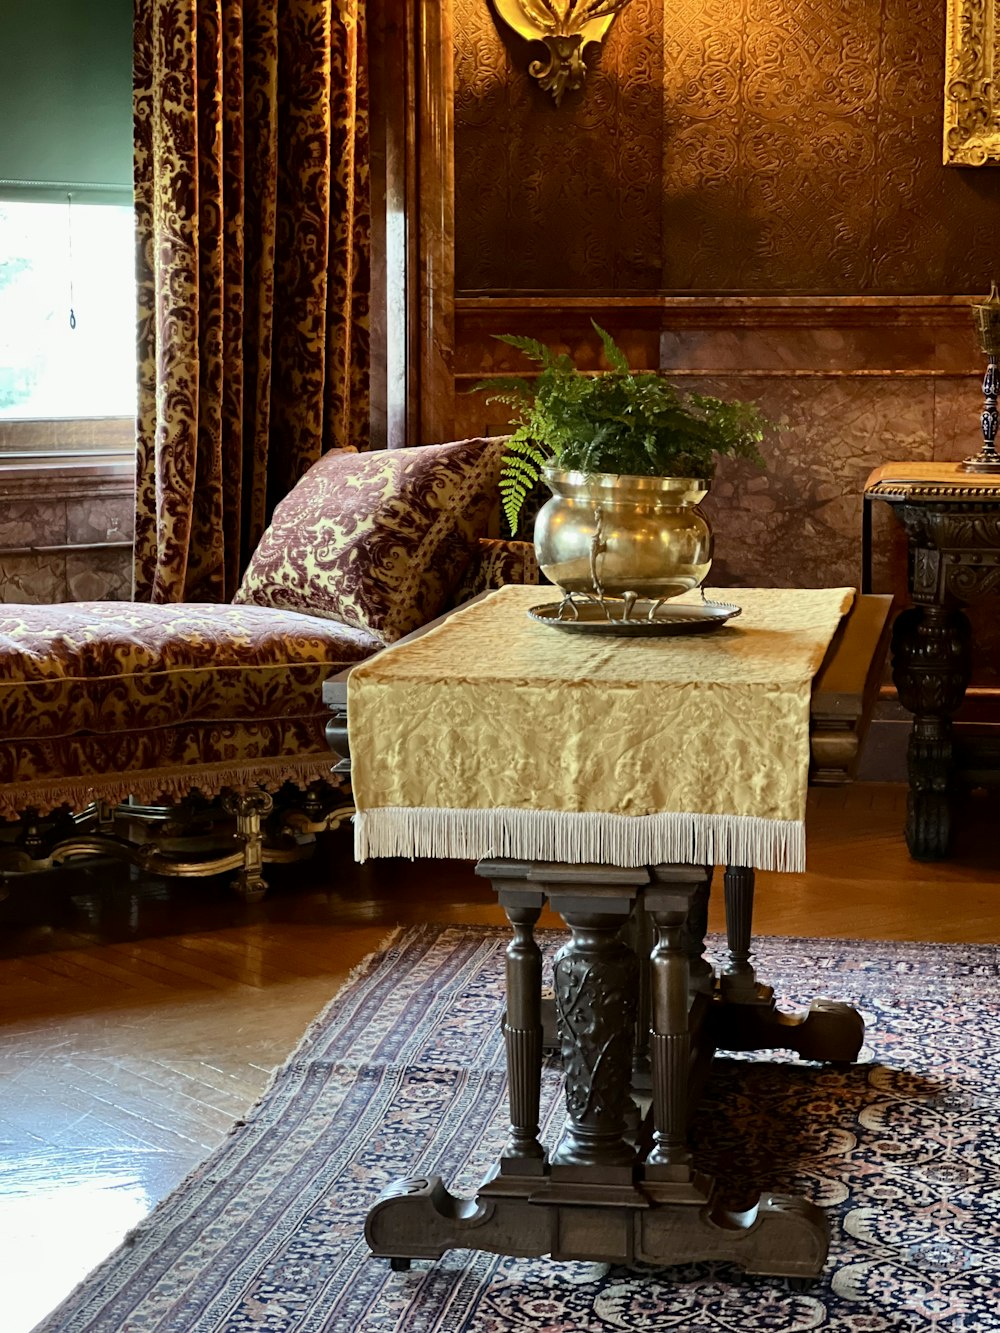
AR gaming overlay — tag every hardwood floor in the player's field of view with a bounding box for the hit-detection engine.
[1,782,997,1332]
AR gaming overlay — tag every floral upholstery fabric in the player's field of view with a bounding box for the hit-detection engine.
[234,438,507,643]
[0,604,381,820]
[450,538,540,606]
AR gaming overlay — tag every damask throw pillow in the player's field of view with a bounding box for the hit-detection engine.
[233,438,505,644]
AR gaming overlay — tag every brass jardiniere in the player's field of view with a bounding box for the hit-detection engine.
[533,467,713,605]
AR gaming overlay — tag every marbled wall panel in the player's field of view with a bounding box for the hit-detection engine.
[66,550,132,601]
[0,501,67,549]
[701,377,936,590]
[0,555,68,603]
[0,459,134,603]
[65,497,135,545]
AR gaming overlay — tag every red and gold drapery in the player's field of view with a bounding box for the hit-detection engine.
[133,0,370,603]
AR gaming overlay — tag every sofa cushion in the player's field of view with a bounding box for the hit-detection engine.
[0,602,381,817]
[233,438,505,643]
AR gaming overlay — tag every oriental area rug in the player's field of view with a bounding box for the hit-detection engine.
[37,924,1000,1332]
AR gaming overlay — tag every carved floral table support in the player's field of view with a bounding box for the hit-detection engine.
[365,859,863,1277]
[865,464,1000,860]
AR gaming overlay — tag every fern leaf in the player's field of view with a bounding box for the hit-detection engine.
[468,375,535,402]
[499,434,550,535]
[493,333,556,366]
[592,320,631,375]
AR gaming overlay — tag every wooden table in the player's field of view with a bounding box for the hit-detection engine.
[324,592,891,1279]
[864,462,1000,858]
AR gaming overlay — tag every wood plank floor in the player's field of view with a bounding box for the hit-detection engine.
[1,782,997,1332]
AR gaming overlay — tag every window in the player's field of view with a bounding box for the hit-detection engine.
[0,0,135,459]
[0,199,136,423]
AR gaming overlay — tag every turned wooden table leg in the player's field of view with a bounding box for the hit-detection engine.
[646,905,692,1175]
[720,864,762,1003]
[891,604,972,860]
[499,899,546,1174]
[626,902,655,1090]
[681,867,715,995]
[714,863,864,1061]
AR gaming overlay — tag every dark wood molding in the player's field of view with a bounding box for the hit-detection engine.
[455,294,983,326]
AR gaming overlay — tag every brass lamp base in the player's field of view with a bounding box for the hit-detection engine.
[961,451,1000,474]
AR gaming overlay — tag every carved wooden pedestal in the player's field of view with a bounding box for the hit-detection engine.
[365,860,864,1278]
[865,464,1000,859]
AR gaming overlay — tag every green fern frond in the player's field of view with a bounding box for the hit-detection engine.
[499,433,551,535]
[468,375,535,404]
[592,320,630,375]
[492,334,558,366]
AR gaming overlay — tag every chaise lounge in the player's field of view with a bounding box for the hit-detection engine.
[0,437,538,899]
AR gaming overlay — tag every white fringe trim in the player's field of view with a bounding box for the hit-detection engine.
[354,807,806,873]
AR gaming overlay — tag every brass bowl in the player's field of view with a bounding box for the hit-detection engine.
[533,468,713,602]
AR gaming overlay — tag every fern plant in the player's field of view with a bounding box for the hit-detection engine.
[473,322,768,534]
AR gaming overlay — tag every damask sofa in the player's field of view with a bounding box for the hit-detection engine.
[0,437,537,898]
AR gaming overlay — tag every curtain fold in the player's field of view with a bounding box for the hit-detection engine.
[133,0,370,604]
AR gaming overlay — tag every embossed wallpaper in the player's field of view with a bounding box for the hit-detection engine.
[455,0,1000,294]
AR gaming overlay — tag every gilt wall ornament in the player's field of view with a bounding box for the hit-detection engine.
[944,0,1000,165]
[491,0,633,106]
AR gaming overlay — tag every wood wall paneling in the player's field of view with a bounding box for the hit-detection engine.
[454,1,1000,295]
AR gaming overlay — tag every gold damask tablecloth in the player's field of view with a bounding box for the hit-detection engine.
[348,584,854,872]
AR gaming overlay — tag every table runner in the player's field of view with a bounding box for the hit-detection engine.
[348,584,854,872]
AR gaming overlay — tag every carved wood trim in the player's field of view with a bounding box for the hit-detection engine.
[944,0,1000,166]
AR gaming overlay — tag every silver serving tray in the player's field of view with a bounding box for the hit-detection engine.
[527,598,742,636]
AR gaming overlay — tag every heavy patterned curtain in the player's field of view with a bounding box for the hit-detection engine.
[133,0,370,603]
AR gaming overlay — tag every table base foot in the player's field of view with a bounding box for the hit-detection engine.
[713,996,865,1064]
[365,1171,829,1276]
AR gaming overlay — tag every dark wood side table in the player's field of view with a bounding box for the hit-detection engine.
[864,462,1000,859]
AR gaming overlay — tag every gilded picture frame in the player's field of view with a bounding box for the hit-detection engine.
[944,0,1000,165]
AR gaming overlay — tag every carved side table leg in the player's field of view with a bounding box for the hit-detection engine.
[551,907,638,1169]
[891,604,973,860]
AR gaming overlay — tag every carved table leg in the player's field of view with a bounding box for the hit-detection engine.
[550,906,638,1169]
[637,869,827,1274]
[365,859,832,1276]
[891,604,973,860]
[713,864,864,1063]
